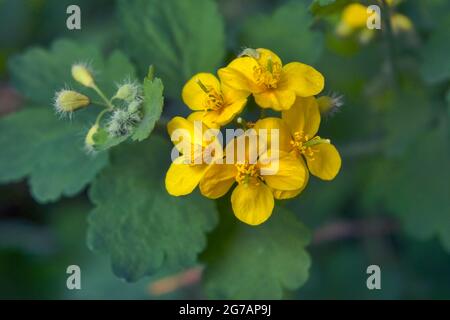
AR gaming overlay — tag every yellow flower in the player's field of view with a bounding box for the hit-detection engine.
[254,97,341,198]
[165,116,221,196]
[199,128,307,226]
[182,73,249,128]
[391,13,413,34]
[218,48,324,111]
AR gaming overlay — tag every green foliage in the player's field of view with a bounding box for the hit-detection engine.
[420,13,450,84]
[241,1,323,64]
[309,0,352,17]
[91,68,165,151]
[0,108,108,203]
[131,67,164,141]
[118,0,225,99]
[365,122,450,251]
[87,136,218,282]
[202,200,311,299]
[9,39,136,102]
[1,39,137,203]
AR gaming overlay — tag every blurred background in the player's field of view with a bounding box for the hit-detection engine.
[0,0,449,299]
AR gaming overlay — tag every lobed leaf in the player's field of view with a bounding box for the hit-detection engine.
[241,1,324,64]
[202,200,311,299]
[87,136,218,281]
[118,0,225,100]
[0,108,108,203]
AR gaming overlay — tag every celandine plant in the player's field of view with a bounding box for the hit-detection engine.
[166,48,341,226]
[3,0,448,300]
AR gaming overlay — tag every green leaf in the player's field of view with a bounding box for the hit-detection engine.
[87,136,218,281]
[132,68,164,141]
[382,89,433,156]
[240,1,323,64]
[118,0,225,99]
[309,0,352,17]
[421,13,450,84]
[365,123,450,252]
[202,200,311,299]
[91,127,129,152]
[9,39,137,104]
[0,108,108,203]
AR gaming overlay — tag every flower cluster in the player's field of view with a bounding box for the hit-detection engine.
[336,2,413,43]
[165,48,342,225]
[53,63,144,152]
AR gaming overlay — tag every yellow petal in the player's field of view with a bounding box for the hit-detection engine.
[167,116,208,148]
[222,83,251,105]
[282,97,321,138]
[280,62,324,97]
[253,117,292,153]
[203,98,247,127]
[165,159,210,196]
[218,57,262,93]
[199,163,236,199]
[259,151,307,191]
[342,3,370,29]
[187,112,220,129]
[306,143,341,180]
[272,157,309,199]
[255,48,283,69]
[182,73,221,111]
[231,181,274,226]
[254,89,296,110]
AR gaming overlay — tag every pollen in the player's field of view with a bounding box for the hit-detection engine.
[196,80,224,111]
[291,131,320,161]
[253,58,282,89]
[235,163,261,185]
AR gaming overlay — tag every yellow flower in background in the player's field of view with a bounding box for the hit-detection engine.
[336,3,373,39]
[391,13,413,34]
[165,116,221,196]
[182,73,249,128]
[254,97,341,199]
[218,48,324,111]
[199,137,307,225]
[336,2,413,42]
[341,3,371,30]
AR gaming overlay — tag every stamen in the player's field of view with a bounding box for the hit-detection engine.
[291,131,330,161]
[235,163,262,185]
[252,57,282,89]
[196,79,224,111]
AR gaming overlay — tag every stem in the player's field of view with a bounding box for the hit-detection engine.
[91,100,110,108]
[381,0,399,86]
[92,84,114,110]
[95,108,111,126]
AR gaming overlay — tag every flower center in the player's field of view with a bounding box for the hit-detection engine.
[253,57,282,89]
[235,163,262,185]
[290,131,330,161]
[197,80,224,111]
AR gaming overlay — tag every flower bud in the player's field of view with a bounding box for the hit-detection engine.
[113,83,138,102]
[54,90,90,114]
[85,124,99,150]
[317,93,344,116]
[71,64,95,87]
